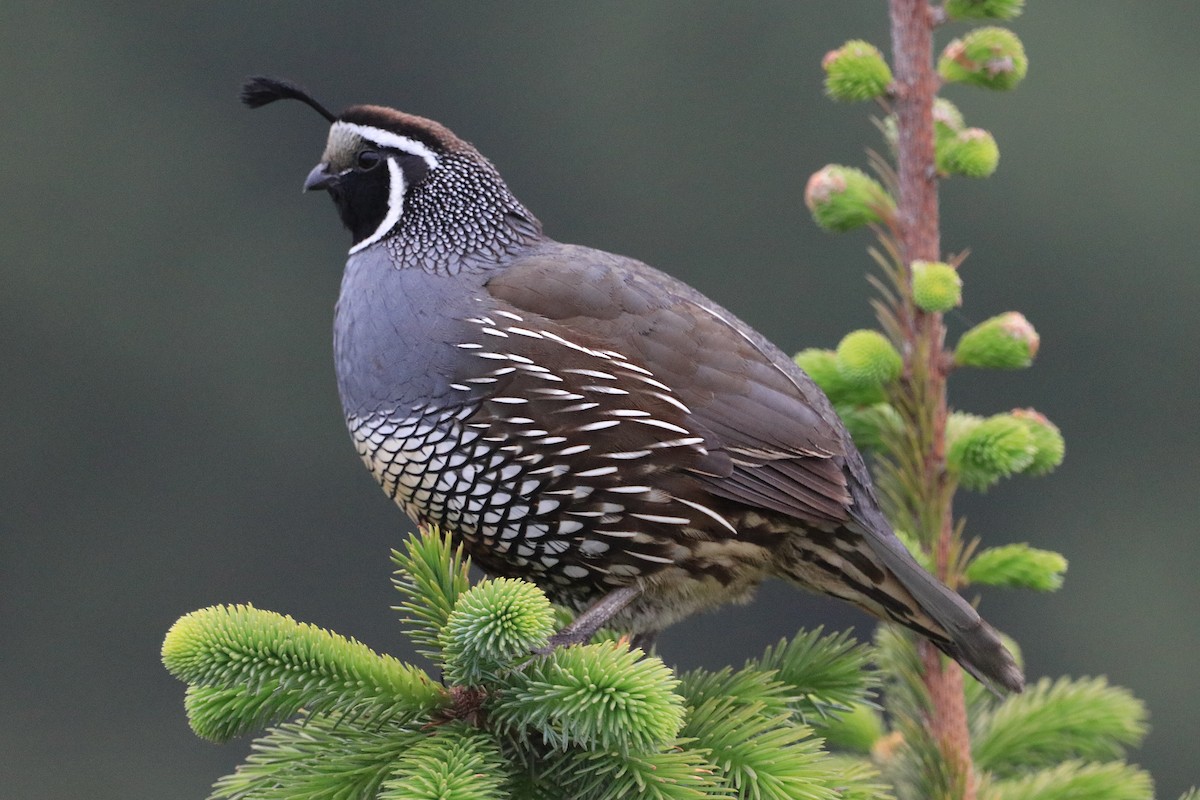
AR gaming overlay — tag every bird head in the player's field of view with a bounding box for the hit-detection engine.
[241,76,538,261]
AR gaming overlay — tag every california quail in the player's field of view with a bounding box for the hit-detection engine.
[243,77,1023,693]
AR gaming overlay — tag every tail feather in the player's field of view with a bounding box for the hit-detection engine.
[878,538,1026,694]
[845,474,1025,694]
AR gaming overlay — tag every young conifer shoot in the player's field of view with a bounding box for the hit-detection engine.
[164,526,887,799]
[800,2,1158,799]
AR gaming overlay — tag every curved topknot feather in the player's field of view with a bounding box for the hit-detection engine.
[241,76,336,122]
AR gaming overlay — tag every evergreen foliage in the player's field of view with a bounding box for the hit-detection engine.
[964,543,1067,591]
[210,716,426,800]
[910,261,963,312]
[946,413,1038,490]
[823,40,894,103]
[799,5,1158,798]
[938,27,1029,91]
[164,527,884,799]
[440,578,554,685]
[162,605,446,740]
[490,641,685,752]
[973,677,1148,774]
[794,348,888,407]
[954,312,1040,370]
[944,0,1025,21]
[381,727,509,800]
[390,528,471,659]
[836,330,904,388]
[937,128,1000,178]
[982,760,1153,800]
[804,165,897,233]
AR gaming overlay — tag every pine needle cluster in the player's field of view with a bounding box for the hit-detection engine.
[163,526,885,799]
[828,627,1156,800]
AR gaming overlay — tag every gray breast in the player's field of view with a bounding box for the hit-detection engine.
[333,247,488,416]
[335,256,741,602]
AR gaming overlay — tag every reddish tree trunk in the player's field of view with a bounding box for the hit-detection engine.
[887,1,976,798]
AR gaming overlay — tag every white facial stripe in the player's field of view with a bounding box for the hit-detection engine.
[335,122,440,171]
[349,157,406,254]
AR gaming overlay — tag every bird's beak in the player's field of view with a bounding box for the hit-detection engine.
[303,163,336,192]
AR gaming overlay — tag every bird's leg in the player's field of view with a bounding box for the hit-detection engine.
[538,586,640,651]
[629,630,659,653]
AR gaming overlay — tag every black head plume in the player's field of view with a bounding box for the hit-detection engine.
[240,76,336,122]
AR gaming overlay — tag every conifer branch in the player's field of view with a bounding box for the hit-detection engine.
[973,677,1148,774]
[165,526,883,798]
[489,641,685,753]
[981,760,1153,800]
[210,714,425,800]
[391,531,472,660]
[805,5,1157,799]
[381,727,509,800]
[162,604,446,740]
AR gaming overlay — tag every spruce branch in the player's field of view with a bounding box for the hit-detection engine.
[747,627,877,721]
[183,684,311,743]
[490,641,686,753]
[391,529,472,660]
[680,697,839,800]
[815,702,887,754]
[677,666,798,720]
[162,604,446,740]
[209,714,425,800]
[973,677,1149,775]
[440,578,555,685]
[381,726,509,800]
[964,543,1067,591]
[167,526,883,798]
[981,760,1153,800]
[534,744,725,800]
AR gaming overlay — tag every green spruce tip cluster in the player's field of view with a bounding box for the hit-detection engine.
[943,0,1026,21]
[858,628,1154,800]
[163,525,893,800]
[798,9,1167,800]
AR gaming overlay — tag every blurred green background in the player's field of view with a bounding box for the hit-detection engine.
[2,2,1196,797]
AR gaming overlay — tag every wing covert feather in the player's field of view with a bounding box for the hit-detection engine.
[486,244,855,527]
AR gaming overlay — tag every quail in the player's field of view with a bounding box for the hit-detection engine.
[242,76,1023,693]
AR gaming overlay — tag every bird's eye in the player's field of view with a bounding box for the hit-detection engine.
[355,150,383,171]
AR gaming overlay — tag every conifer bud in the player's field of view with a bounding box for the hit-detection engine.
[947,411,984,446]
[795,348,886,406]
[937,127,1000,178]
[938,27,1028,91]
[823,40,893,102]
[954,311,1039,369]
[911,260,963,312]
[1011,408,1066,475]
[440,578,554,684]
[883,97,964,154]
[966,543,1067,591]
[805,165,896,232]
[820,702,887,753]
[794,348,842,396]
[933,97,966,137]
[947,413,1037,490]
[835,330,903,387]
[837,402,903,452]
[944,0,1025,21]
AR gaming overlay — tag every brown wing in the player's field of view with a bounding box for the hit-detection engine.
[486,243,854,528]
